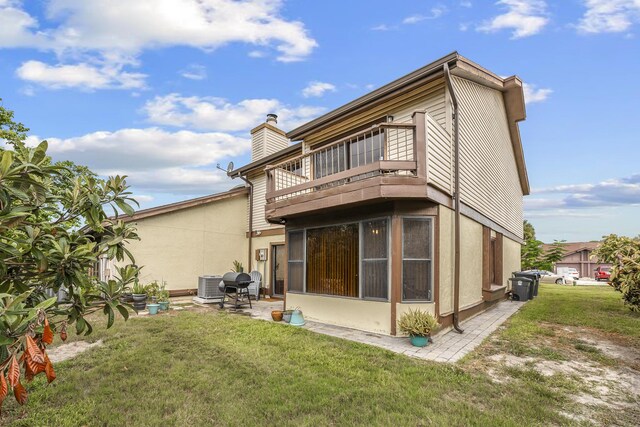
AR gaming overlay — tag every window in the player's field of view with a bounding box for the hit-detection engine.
[362,219,388,299]
[306,224,359,297]
[402,217,433,301]
[288,231,304,292]
[483,228,503,289]
[287,218,390,300]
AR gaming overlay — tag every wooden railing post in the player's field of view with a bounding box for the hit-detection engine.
[266,167,274,199]
[412,111,427,179]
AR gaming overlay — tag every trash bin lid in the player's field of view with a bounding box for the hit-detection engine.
[508,277,532,283]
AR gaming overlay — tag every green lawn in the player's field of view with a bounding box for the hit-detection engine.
[1,285,638,426]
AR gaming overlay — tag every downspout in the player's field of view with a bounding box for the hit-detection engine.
[443,63,464,334]
[231,172,254,272]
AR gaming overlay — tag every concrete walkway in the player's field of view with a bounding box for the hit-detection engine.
[211,297,526,363]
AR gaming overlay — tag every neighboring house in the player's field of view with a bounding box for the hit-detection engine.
[229,52,529,335]
[542,242,610,279]
[111,187,251,295]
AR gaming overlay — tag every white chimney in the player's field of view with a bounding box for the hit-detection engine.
[251,114,288,161]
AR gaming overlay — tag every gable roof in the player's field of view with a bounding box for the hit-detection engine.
[118,186,248,222]
[542,241,601,256]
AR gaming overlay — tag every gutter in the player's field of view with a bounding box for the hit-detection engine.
[443,63,464,334]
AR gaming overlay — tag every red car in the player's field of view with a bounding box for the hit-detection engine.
[594,266,611,282]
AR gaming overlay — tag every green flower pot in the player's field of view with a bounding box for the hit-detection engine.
[289,309,305,326]
[147,303,160,315]
[158,301,169,311]
[410,335,429,347]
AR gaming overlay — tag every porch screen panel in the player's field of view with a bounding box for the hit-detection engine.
[362,219,388,299]
[288,231,304,292]
[402,218,433,301]
[306,224,359,297]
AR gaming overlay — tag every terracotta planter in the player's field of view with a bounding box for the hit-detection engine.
[271,310,283,321]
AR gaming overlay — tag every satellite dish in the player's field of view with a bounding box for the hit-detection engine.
[226,161,234,173]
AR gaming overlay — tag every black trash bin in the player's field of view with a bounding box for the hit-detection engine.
[513,272,539,299]
[508,277,532,301]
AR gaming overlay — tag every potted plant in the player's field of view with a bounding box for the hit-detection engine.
[131,281,148,311]
[289,308,305,326]
[397,308,439,347]
[271,310,283,321]
[232,260,244,273]
[120,286,134,304]
[158,281,170,311]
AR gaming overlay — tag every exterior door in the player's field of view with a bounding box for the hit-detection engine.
[272,244,285,296]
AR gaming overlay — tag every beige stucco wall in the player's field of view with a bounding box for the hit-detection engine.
[503,236,522,291]
[286,293,391,335]
[247,233,285,293]
[119,195,248,290]
[439,206,455,316]
[459,215,484,309]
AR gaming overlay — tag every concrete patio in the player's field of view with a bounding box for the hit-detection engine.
[191,296,526,363]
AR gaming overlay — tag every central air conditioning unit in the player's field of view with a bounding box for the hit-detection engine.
[197,276,225,300]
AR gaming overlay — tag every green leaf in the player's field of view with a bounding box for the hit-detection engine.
[76,317,86,335]
[104,305,114,328]
[115,304,129,321]
[34,296,57,310]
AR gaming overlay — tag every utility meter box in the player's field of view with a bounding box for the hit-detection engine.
[255,248,268,261]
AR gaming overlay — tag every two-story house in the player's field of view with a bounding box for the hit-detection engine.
[229,52,529,335]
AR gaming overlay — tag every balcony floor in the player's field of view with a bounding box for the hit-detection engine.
[265,174,427,222]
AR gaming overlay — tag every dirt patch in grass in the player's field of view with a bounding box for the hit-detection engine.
[466,305,640,425]
[47,340,104,363]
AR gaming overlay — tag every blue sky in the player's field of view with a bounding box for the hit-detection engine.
[0,0,639,242]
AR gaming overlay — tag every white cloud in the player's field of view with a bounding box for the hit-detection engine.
[16,60,146,90]
[371,24,396,31]
[24,127,250,194]
[523,82,552,103]
[301,81,336,98]
[133,194,155,203]
[576,0,640,34]
[403,15,427,25]
[143,94,325,132]
[2,0,317,90]
[248,50,267,58]
[460,1,473,8]
[526,174,640,210]
[180,64,207,80]
[403,6,447,24]
[478,0,549,38]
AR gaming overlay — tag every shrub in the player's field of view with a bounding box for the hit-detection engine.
[593,234,640,312]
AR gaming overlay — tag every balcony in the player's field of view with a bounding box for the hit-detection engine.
[265,113,428,222]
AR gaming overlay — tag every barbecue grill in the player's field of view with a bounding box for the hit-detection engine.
[218,272,253,309]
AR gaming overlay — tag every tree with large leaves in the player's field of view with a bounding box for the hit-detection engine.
[0,101,140,410]
[593,234,640,312]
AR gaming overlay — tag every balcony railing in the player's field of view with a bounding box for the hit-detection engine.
[265,123,418,203]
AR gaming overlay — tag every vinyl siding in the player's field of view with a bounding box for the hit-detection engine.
[426,113,452,194]
[452,76,523,238]
[250,173,270,231]
[390,84,446,128]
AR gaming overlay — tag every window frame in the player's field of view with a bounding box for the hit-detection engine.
[359,218,391,301]
[401,216,434,303]
[286,217,391,301]
[287,229,306,293]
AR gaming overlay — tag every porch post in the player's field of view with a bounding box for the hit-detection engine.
[390,214,402,335]
[412,111,427,180]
